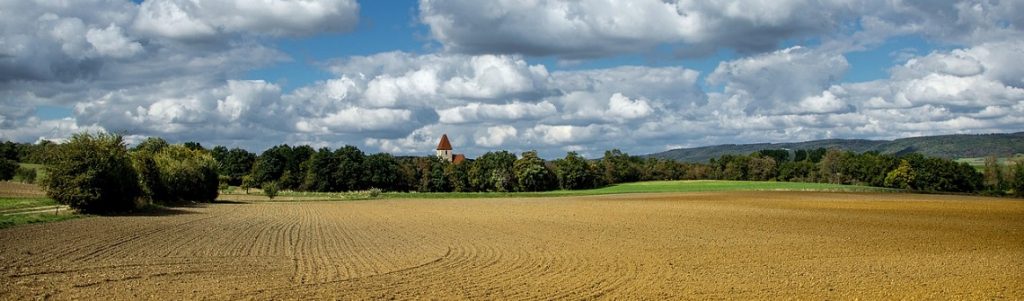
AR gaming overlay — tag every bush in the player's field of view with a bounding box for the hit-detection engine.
[131,150,165,203]
[0,158,16,180]
[367,187,383,198]
[1013,159,1024,198]
[152,145,219,203]
[14,167,37,184]
[263,181,279,199]
[46,133,141,213]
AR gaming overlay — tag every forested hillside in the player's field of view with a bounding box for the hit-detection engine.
[648,132,1024,163]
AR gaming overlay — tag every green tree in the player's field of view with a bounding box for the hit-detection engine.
[263,181,279,199]
[0,141,20,161]
[131,149,166,202]
[554,152,596,190]
[365,153,401,191]
[884,159,915,190]
[758,149,790,163]
[747,155,777,181]
[132,137,169,154]
[250,144,292,186]
[444,160,471,192]
[183,141,205,151]
[334,145,366,191]
[601,149,638,184]
[818,149,847,184]
[241,175,256,194]
[1012,159,1024,197]
[415,156,450,192]
[469,151,516,192]
[513,151,553,192]
[211,146,256,186]
[0,158,17,180]
[778,161,814,182]
[284,145,314,190]
[153,145,220,203]
[46,133,141,213]
[14,166,37,184]
[302,148,338,192]
[983,155,1005,191]
[22,140,60,164]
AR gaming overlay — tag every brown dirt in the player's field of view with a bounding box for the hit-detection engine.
[1,192,1022,300]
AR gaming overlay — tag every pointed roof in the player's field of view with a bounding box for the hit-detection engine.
[436,134,452,150]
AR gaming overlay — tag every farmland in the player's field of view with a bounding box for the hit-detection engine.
[218,180,894,202]
[2,191,1022,299]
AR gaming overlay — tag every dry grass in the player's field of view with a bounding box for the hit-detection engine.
[0,181,46,198]
[1,191,1021,299]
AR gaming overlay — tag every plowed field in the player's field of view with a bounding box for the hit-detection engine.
[1,192,1022,299]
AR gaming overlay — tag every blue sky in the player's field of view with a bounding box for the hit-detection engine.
[2,0,1022,158]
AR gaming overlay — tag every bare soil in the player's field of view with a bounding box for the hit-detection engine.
[1,192,1021,299]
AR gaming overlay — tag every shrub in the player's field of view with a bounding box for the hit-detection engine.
[131,150,166,203]
[1013,159,1024,198]
[152,145,219,203]
[884,160,915,190]
[14,167,37,184]
[0,158,16,180]
[367,187,383,198]
[263,181,279,199]
[46,133,141,213]
[241,175,255,194]
[218,175,230,190]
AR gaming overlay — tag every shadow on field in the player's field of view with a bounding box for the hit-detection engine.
[212,200,249,205]
[105,206,198,217]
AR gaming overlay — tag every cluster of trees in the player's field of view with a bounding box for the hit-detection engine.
[983,155,1024,196]
[0,141,46,183]
[218,144,698,193]
[206,143,1020,195]
[131,137,219,205]
[40,134,219,213]
[4,134,1024,214]
[705,149,987,193]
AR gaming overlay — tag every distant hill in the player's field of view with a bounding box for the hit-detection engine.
[646,132,1024,163]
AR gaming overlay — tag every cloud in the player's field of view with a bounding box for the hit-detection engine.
[4,1,1024,159]
[708,46,849,114]
[419,0,861,58]
[438,101,556,124]
[475,126,517,147]
[421,0,1024,59]
[606,93,653,121]
[326,52,553,106]
[86,23,143,58]
[356,55,706,157]
[133,0,359,40]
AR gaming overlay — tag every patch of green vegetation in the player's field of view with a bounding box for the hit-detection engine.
[651,132,1024,162]
[0,197,57,211]
[383,180,895,199]
[17,163,48,182]
[0,212,79,229]
[956,154,1023,172]
[245,180,895,202]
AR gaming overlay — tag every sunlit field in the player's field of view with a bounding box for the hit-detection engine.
[2,189,1021,299]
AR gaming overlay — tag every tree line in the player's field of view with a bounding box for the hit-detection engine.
[1,133,1023,213]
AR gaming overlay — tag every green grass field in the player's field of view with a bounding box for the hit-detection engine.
[956,155,1022,171]
[0,197,75,229]
[0,197,56,211]
[255,180,896,201]
[16,163,48,182]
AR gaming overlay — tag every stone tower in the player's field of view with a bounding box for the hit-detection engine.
[436,134,453,162]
